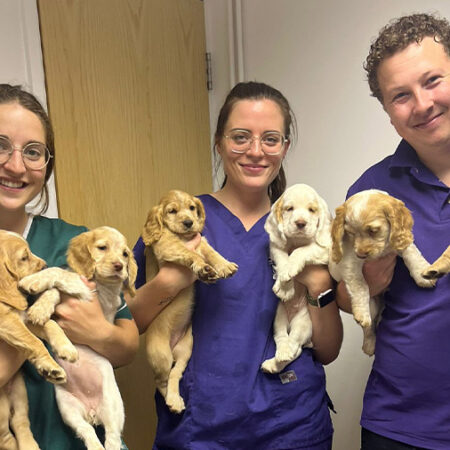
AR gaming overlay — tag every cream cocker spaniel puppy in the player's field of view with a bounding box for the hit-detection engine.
[143,190,238,413]
[19,226,137,450]
[261,184,332,374]
[0,231,78,450]
[329,190,435,355]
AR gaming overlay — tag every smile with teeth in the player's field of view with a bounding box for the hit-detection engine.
[0,178,26,189]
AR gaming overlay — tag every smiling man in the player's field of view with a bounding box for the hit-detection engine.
[336,13,450,450]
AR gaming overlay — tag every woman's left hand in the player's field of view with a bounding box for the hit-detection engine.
[294,264,333,297]
[294,265,342,365]
[53,279,110,346]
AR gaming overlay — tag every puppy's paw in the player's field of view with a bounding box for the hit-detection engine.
[166,392,185,414]
[27,299,57,326]
[273,280,295,302]
[196,264,219,283]
[19,273,48,295]
[261,357,280,374]
[362,336,376,356]
[215,261,238,279]
[54,342,78,363]
[35,360,67,384]
[415,276,436,288]
[353,309,371,328]
[422,266,446,280]
[275,345,294,363]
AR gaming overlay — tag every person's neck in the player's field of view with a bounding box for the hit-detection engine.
[0,209,29,235]
[211,185,271,231]
[415,144,450,187]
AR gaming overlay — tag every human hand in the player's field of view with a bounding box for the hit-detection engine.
[362,252,397,296]
[157,233,202,294]
[294,265,333,298]
[53,278,111,346]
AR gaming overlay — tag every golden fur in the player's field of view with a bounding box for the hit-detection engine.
[423,245,450,279]
[143,190,238,413]
[18,226,137,450]
[328,190,434,355]
[0,231,78,450]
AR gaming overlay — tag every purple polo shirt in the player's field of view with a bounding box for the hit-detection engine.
[134,195,334,450]
[348,139,450,449]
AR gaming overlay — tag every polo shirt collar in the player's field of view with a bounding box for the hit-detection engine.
[389,139,448,189]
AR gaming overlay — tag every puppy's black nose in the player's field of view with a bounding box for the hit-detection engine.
[295,220,306,229]
[183,220,193,229]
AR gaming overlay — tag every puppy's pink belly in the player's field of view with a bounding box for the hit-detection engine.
[57,347,103,411]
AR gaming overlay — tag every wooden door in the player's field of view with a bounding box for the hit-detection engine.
[38,0,211,448]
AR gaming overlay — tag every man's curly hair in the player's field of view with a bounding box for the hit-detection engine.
[365,13,450,103]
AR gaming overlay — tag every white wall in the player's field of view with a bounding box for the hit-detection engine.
[0,0,58,217]
[205,1,450,449]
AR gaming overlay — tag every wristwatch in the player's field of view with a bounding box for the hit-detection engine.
[306,288,335,308]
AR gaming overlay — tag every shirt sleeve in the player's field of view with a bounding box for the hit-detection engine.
[133,236,147,289]
[114,295,133,320]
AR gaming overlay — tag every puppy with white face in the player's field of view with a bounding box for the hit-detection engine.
[262,184,332,374]
[266,183,332,301]
[329,190,435,355]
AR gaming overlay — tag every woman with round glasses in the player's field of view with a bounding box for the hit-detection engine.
[130,81,342,449]
[0,84,138,449]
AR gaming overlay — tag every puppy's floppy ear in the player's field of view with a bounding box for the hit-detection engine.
[315,195,332,249]
[67,231,96,279]
[384,196,414,252]
[331,204,346,263]
[0,255,28,310]
[142,205,164,246]
[264,197,287,246]
[124,247,138,297]
[194,197,206,230]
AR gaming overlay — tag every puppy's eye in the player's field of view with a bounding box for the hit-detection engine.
[189,205,196,211]
[21,254,29,262]
[123,250,129,258]
[286,206,293,212]
[309,207,317,213]
[368,228,379,236]
[168,208,177,214]
[97,245,107,251]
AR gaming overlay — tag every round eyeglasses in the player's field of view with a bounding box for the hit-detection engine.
[224,129,287,155]
[0,136,52,170]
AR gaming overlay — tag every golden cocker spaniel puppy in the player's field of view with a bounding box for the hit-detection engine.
[329,190,435,355]
[142,190,238,413]
[0,230,77,450]
[19,226,137,450]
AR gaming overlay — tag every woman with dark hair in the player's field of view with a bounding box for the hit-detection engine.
[0,83,138,449]
[130,81,342,449]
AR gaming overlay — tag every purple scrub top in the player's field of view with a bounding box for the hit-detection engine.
[134,194,334,449]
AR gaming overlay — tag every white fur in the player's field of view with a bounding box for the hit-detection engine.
[261,184,332,373]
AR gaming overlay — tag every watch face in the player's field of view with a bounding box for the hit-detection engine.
[318,289,335,308]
